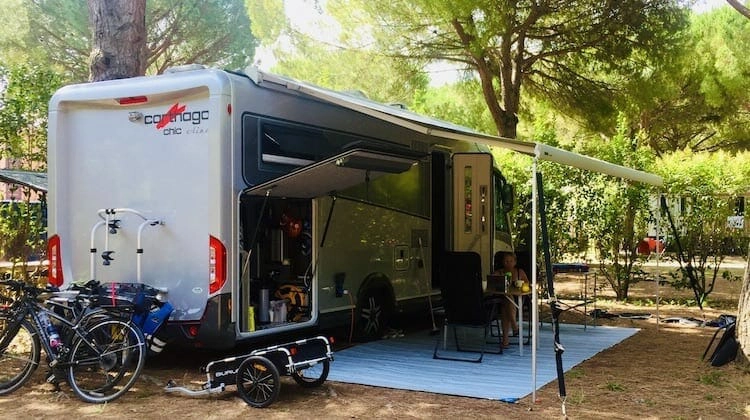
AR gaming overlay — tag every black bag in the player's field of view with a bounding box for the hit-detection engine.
[705,323,738,367]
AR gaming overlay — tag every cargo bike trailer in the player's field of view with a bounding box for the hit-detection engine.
[165,335,334,408]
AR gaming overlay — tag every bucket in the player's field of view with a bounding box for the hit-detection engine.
[247,306,256,331]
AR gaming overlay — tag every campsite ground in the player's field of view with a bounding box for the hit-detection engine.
[1,257,748,419]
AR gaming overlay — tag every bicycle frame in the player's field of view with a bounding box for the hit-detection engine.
[1,279,148,403]
[21,294,131,369]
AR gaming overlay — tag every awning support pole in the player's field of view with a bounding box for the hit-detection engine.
[535,166,567,411]
[531,159,538,403]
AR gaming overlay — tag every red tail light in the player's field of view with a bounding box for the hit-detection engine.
[117,95,148,105]
[209,235,226,294]
[188,325,200,337]
[47,235,63,287]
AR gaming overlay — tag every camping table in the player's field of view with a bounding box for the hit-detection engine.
[506,289,532,355]
[486,289,532,356]
[551,263,596,329]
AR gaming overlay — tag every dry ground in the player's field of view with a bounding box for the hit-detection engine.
[1,258,749,419]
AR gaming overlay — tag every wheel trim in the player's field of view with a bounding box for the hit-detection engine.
[360,296,382,334]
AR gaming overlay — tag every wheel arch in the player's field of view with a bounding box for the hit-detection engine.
[356,272,396,309]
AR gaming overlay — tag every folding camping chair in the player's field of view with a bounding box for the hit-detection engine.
[433,251,502,363]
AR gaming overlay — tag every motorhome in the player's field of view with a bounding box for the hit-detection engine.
[47,65,515,349]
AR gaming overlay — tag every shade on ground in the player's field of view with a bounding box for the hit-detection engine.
[327,323,639,402]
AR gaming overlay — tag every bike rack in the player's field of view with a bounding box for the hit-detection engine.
[89,208,164,283]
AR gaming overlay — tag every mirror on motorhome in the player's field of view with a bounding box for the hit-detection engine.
[502,183,515,213]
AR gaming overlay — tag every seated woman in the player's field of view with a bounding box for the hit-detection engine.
[494,251,529,348]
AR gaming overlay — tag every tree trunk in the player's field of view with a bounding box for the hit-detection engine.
[87,0,146,82]
[736,242,750,363]
[726,0,750,20]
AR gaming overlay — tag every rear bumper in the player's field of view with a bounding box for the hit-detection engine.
[163,293,236,350]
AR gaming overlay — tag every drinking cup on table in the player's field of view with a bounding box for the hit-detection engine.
[515,280,524,289]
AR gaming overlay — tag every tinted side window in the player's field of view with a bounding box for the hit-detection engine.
[340,160,430,217]
[243,115,398,186]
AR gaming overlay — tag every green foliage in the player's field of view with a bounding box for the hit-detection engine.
[656,150,750,307]
[412,81,495,134]
[621,6,750,155]
[0,64,57,273]
[566,368,585,379]
[323,0,688,137]
[0,196,46,278]
[247,0,428,105]
[698,371,724,386]
[0,64,62,167]
[571,118,655,300]
[605,381,625,392]
[146,0,256,74]
[0,0,256,82]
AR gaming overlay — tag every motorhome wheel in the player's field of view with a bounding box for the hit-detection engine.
[355,286,393,341]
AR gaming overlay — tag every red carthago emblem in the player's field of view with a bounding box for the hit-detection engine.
[156,103,187,129]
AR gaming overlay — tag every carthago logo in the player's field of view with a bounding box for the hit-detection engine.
[144,102,210,135]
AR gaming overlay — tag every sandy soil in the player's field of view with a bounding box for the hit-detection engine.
[1,258,748,419]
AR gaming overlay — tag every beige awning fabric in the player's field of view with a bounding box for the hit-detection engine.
[245,67,663,187]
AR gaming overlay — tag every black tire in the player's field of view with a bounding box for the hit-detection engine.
[236,356,280,408]
[291,359,329,388]
[66,320,146,403]
[0,317,41,395]
[356,286,393,341]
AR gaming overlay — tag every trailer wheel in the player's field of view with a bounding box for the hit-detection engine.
[236,356,280,408]
[291,359,330,388]
[355,284,393,341]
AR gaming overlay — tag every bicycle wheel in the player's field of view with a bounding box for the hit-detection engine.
[66,319,146,403]
[235,356,280,408]
[0,317,41,395]
[291,359,330,388]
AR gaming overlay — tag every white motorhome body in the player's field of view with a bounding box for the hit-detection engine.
[47,66,513,349]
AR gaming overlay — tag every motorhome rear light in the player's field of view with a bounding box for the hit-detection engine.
[117,96,148,105]
[227,104,232,114]
[47,235,63,287]
[188,325,200,337]
[209,236,226,294]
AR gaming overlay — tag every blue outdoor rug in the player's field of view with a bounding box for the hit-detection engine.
[327,323,639,402]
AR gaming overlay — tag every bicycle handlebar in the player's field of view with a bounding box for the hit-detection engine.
[0,279,48,295]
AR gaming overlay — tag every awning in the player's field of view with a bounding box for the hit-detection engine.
[245,67,663,187]
[244,148,422,198]
[0,169,48,193]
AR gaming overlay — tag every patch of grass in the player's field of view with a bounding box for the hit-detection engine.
[698,371,724,386]
[627,298,655,306]
[705,394,714,401]
[566,368,585,379]
[604,382,625,392]
[566,388,586,405]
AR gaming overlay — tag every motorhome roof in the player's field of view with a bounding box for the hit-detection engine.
[244,67,663,188]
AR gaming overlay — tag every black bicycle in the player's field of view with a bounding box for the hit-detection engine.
[0,279,147,403]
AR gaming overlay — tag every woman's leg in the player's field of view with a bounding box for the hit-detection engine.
[501,301,516,347]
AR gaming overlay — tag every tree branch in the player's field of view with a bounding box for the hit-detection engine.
[726,0,750,19]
